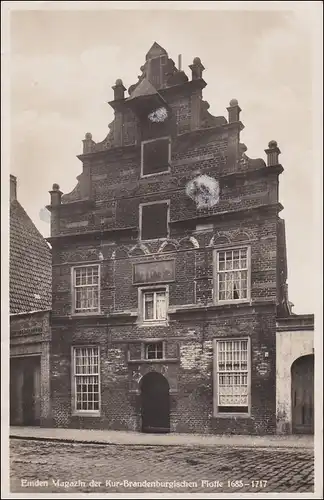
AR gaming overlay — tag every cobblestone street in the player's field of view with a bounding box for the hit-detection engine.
[10,438,314,494]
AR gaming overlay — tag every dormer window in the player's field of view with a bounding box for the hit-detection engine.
[141,137,171,177]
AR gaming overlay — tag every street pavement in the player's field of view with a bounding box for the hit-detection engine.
[9,425,314,448]
[10,438,314,494]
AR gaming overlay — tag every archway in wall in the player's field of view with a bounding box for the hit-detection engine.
[140,371,170,434]
[291,354,314,435]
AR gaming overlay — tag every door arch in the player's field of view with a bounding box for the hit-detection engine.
[140,371,170,434]
[291,354,314,434]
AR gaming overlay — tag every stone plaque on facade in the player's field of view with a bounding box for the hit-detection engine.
[256,362,270,377]
[133,259,175,285]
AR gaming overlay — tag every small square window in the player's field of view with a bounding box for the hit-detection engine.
[141,138,170,176]
[145,342,164,360]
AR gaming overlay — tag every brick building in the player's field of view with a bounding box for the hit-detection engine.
[10,175,52,426]
[47,42,295,435]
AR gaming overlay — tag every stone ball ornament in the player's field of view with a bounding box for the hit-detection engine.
[186,174,220,209]
[268,140,278,149]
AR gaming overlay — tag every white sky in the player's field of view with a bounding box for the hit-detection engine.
[6,2,322,315]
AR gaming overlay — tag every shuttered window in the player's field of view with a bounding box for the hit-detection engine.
[141,138,170,176]
[140,202,169,241]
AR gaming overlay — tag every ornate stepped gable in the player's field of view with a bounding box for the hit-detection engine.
[58,43,278,210]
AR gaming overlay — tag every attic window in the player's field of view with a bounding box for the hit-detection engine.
[141,137,171,177]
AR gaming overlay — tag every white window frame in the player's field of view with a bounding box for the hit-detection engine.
[213,246,251,305]
[213,338,251,418]
[144,341,165,360]
[71,264,101,315]
[140,136,171,178]
[139,200,170,242]
[71,345,101,416]
[138,285,169,326]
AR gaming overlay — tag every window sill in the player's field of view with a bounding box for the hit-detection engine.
[216,299,251,306]
[140,168,171,179]
[72,412,101,418]
[137,321,169,327]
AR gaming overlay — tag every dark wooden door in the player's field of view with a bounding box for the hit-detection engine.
[141,372,170,433]
[10,356,41,426]
[23,363,35,425]
[10,358,22,425]
[291,354,314,434]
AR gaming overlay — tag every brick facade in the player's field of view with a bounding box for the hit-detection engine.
[48,43,289,435]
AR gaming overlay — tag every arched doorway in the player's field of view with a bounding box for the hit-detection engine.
[291,354,314,434]
[140,371,170,434]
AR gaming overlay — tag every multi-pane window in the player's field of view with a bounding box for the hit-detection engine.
[73,347,100,413]
[143,289,167,322]
[141,137,170,176]
[215,339,249,413]
[145,342,164,360]
[216,248,249,302]
[140,202,169,241]
[73,265,99,313]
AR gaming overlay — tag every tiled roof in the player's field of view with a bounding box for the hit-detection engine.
[10,200,52,314]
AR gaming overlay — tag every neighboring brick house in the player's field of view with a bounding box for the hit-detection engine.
[47,42,298,435]
[10,174,52,426]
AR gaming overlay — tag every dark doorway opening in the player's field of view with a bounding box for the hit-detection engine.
[10,356,41,426]
[291,354,314,435]
[140,371,170,433]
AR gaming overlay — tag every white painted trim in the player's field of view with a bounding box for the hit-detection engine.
[140,136,171,178]
[137,284,169,326]
[71,263,101,315]
[139,199,170,242]
[143,340,165,361]
[71,345,101,417]
[213,337,251,418]
[213,245,251,306]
